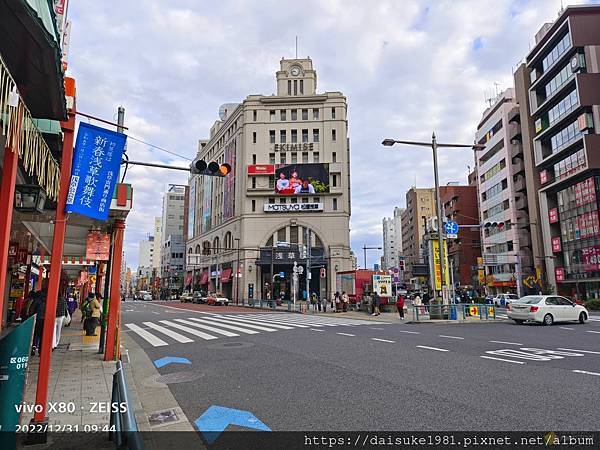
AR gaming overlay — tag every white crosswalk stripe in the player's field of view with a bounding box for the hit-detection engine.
[125,312,378,347]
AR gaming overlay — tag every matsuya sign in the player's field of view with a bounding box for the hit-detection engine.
[65,123,127,221]
[264,203,323,212]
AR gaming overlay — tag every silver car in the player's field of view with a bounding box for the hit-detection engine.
[507,295,589,325]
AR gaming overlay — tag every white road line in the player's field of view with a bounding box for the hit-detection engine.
[142,322,194,343]
[557,347,600,354]
[160,320,220,340]
[243,315,327,327]
[370,327,384,330]
[186,317,260,334]
[438,335,464,340]
[215,316,294,330]
[573,370,600,377]
[399,330,420,334]
[586,330,600,334]
[125,323,168,347]
[336,332,355,337]
[171,319,239,337]
[416,345,449,352]
[199,316,279,332]
[560,327,575,330]
[372,338,395,343]
[236,316,310,328]
[480,355,525,364]
[490,340,523,346]
[310,329,324,332]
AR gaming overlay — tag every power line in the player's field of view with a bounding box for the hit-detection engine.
[125,134,193,161]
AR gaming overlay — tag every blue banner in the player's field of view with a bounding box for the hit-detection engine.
[65,122,126,221]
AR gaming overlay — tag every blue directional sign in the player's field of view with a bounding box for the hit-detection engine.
[279,271,285,278]
[65,122,127,221]
[444,220,459,235]
[195,405,271,444]
[153,356,191,369]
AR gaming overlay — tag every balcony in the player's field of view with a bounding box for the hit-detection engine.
[518,230,532,248]
[507,122,521,142]
[513,175,527,193]
[508,106,520,124]
[510,142,523,159]
[515,195,528,211]
[516,210,530,227]
[512,159,525,175]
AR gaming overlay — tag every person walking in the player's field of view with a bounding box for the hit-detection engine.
[85,293,102,336]
[334,292,341,312]
[321,296,327,313]
[53,293,68,350]
[372,291,381,316]
[341,291,349,312]
[396,293,405,319]
[29,291,46,356]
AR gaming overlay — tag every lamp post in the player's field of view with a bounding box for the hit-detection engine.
[383,135,485,303]
[362,245,382,270]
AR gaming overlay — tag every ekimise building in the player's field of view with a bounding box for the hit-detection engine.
[185,58,352,301]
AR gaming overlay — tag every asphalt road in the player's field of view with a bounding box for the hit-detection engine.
[122,300,600,432]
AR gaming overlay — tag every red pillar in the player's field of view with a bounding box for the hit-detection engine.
[104,219,125,361]
[0,147,19,330]
[33,77,76,424]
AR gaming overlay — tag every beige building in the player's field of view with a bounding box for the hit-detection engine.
[186,58,352,302]
[401,188,436,281]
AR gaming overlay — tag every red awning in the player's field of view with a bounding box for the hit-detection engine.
[200,271,209,284]
[184,272,193,287]
[220,268,233,283]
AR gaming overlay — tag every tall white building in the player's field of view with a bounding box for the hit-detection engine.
[137,236,154,278]
[382,207,404,270]
[160,185,187,293]
[152,217,161,270]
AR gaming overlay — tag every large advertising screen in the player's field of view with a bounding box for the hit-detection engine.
[274,163,329,195]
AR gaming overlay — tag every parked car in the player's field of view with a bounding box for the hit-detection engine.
[192,291,207,304]
[206,295,229,306]
[507,295,589,325]
[142,293,152,301]
[493,293,519,307]
[180,292,194,303]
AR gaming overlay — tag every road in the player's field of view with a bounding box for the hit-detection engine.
[121,300,600,434]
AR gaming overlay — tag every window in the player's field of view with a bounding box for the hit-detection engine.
[268,198,275,204]
[331,107,336,119]
[302,109,308,120]
[313,152,320,163]
[280,130,286,143]
[252,154,257,164]
[302,152,309,163]
[252,132,257,144]
[302,129,308,143]
[252,200,256,212]
[313,129,320,142]
[280,197,286,204]
[287,80,292,95]
[313,108,319,120]
[299,80,304,94]
[291,129,298,143]
[280,153,286,164]
[270,110,276,121]
[332,174,337,187]
[333,198,338,210]
[253,110,257,121]
[314,197,319,203]
[290,226,299,243]
[269,130,275,143]
[269,153,275,164]
[290,197,298,203]
[251,177,256,189]
[291,152,297,164]
[545,89,578,128]
[293,80,297,95]
[332,151,337,162]
[291,109,297,121]
[280,109,286,121]
[542,33,571,72]
[302,197,309,203]
[332,129,337,141]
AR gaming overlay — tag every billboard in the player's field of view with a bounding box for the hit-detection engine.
[432,240,450,290]
[223,140,236,219]
[201,176,213,233]
[274,163,329,195]
[372,274,392,298]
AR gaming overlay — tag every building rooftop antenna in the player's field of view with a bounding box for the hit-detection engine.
[295,36,298,59]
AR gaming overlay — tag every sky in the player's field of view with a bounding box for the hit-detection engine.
[66,0,592,270]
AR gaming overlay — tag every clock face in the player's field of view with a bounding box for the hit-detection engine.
[290,66,301,76]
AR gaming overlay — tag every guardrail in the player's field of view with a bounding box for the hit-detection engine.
[412,303,498,321]
[110,361,145,449]
[246,298,341,313]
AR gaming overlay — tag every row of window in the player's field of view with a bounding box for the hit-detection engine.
[487,262,516,274]
[481,178,507,202]
[543,62,575,100]
[480,158,506,183]
[482,199,510,220]
[550,119,583,153]
[557,177,598,214]
[546,89,578,129]
[251,151,337,165]
[553,148,586,182]
[478,119,503,145]
[265,129,336,144]
[541,32,571,72]
[256,107,337,122]
[560,210,600,243]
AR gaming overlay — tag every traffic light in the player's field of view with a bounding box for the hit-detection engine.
[399,259,405,270]
[191,160,232,177]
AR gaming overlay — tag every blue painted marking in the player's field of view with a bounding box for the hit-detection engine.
[153,356,191,369]
[195,405,271,444]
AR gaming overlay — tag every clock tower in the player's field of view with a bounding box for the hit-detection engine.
[276,58,317,96]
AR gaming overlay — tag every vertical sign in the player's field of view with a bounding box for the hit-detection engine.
[372,275,392,298]
[432,240,450,290]
[201,176,213,233]
[548,207,559,224]
[223,140,236,220]
[555,267,565,282]
[65,123,126,221]
[86,231,110,260]
[551,236,562,253]
[188,180,196,240]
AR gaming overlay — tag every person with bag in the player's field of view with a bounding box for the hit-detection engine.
[29,291,46,356]
[84,293,102,336]
[334,292,341,312]
[341,291,349,312]
[372,291,381,316]
[396,293,406,320]
[53,294,68,350]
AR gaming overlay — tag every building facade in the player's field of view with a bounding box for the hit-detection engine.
[152,217,162,270]
[160,185,186,294]
[382,207,404,270]
[186,58,352,302]
[521,5,600,300]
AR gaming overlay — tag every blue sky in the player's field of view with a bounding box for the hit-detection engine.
[66,0,593,269]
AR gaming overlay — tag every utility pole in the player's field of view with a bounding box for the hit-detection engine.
[431,132,446,303]
[306,228,312,298]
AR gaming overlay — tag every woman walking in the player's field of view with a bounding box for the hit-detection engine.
[53,293,67,350]
[341,292,349,312]
[396,293,405,320]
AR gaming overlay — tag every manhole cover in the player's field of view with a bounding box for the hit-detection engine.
[155,371,203,384]
[207,341,254,350]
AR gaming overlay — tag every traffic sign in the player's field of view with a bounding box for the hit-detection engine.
[444,220,459,235]
[320,267,326,278]
[279,271,285,278]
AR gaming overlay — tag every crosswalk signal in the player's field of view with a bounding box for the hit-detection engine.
[191,160,232,177]
[399,260,405,270]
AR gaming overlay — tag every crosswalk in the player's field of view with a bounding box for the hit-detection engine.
[124,313,384,347]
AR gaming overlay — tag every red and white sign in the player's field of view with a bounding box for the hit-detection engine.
[582,245,600,272]
[548,207,559,224]
[539,170,548,185]
[86,231,110,260]
[320,267,326,279]
[555,267,565,282]
[247,164,275,175]
[551,236,562,253]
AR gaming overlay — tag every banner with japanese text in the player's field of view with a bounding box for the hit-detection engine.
[86,231,110,260]
[65,122,126,220]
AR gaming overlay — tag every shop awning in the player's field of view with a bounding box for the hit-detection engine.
[220,268,232,283]
[200,270,209,284]
[184,272,193,287]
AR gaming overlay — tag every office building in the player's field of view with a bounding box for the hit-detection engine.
[382,207,404,270]
[160,185,186,294]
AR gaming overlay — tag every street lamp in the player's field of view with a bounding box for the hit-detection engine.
[362,245,382,270]
[383,134,485,303]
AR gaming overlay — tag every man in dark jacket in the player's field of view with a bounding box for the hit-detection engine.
[29,291,46,355]
[372,291,381,316]
[53,294,67,350]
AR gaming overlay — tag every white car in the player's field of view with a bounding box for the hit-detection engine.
[493,293,519,307]
[142,293,152,301]
[507,295,589,325]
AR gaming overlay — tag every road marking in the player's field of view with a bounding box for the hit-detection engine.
[480,355,525,364]
[416,345,449,352]
[438,335,464,340]
[142,322,194,343]
[560,327,575,330]
[586,330,600,334]
[490,340,522,346]
[399,330,420,334]
[213,316,294,330]
[336,332,355,337]
[310,329,324,332]
[239,315,310,328]
[370,327,384,330]
[557,347,600,355]
[159,320,219,340]
[172,319,240,337]
[199,316,279,332]
[186,317,260,334]
[125,323,168,347]
[572,370,600,377]
[372,338,395,343]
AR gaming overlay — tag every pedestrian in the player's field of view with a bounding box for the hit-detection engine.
[335,292,341,312]
[66,295,77,317]
[84,294,102,336]
[52,293,68,350]
[342,291,349,312]
[372,291,381,316]
[321,296,327,313]
[396,293,405,319]
[29,291,46,356]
